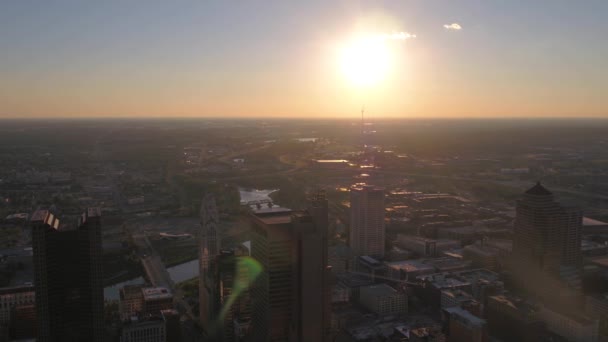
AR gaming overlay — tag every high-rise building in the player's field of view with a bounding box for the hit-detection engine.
[512,182,583,287]
[161,309,181,342]
[199,194,221,331]
[250,193,331,342]
[31,208,104,342]
[349,184,385,258]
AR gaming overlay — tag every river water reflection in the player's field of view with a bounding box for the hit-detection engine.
[104,260,199,301]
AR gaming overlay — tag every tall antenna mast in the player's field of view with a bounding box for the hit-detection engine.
[361,105,365,150]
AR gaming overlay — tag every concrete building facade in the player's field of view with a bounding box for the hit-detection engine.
[512,182,583,288]
[350,184,385,258]
[359,284,407,315]
[250,193,331,342]
[0,285,35,325]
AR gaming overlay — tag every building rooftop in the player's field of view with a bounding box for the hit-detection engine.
[0,284,35,295]
[524,182,552,196]
[360,283,399,297]
[489,295,539,315]
[442,289,474,301]
[351,183,385,192]
[445,306,486,327]
[419,274,470,289]
[587,255,608,268]
[456,269,500,283]
[142,287,172,301]
[464,244,499,257]
[314,159,349,163]
[583,217,608,226]
[423,257,471,272]
[386,260,435,273]
[337,273,374,288]
[160,309,179,318]
[252,209,293,225]
[359,255,382,266]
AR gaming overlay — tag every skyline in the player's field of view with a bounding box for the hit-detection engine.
[1,1,607,119]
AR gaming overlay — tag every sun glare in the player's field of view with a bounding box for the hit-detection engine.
[339,36,391,87]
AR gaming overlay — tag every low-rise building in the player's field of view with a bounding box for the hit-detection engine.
[359,284,407,315]
[335,273,374,302]
[142,287,173,316]
[485,295,544,342]
[540,305,599,342]
[356,256,387,281]
[120,316,166,342]
[586,294,608,321]
[396,235,459,257]
[582,240,608,257]
[463,244,500,271]
[417,273,471,309]
[454,269,504,302]
[445,306,488,342]
[386,260,435,281]
[0,285,35,325]
[119,285,145,320]
[441,289,475,309]
[10,303,36,340]
[583,217,608,234]
[424,257,471,273]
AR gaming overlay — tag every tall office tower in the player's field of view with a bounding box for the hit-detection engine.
[31,208,104,342]
[250,193,331,342]
[349,184,386,258]
[512,182,583,287]
[199,194,221,331]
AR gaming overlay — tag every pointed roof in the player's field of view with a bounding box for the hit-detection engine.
[524,182,552,196]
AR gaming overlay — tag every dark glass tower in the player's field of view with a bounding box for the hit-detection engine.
[31,208,104,342]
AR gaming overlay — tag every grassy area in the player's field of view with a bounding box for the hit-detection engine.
[177,277,199,299]
[102,252,143,286]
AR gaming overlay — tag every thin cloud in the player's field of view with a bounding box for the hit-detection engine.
[443,23,462,30]
[360,32,415,43]
[375,32,416,41]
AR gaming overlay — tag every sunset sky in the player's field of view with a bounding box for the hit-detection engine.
[1,1,607,119]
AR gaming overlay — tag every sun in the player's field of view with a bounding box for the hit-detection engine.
[339,36,391,87]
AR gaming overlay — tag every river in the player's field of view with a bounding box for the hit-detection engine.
[104,259,199,301]
[105,189,273,300]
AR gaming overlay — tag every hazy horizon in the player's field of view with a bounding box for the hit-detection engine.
[1,1,607,119]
